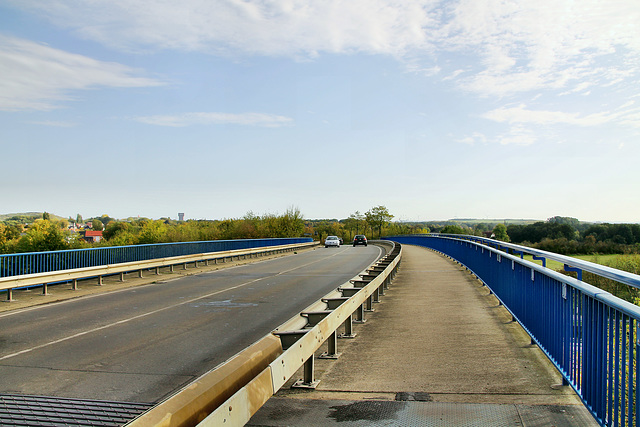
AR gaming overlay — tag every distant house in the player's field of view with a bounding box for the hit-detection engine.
[84,230,103,243]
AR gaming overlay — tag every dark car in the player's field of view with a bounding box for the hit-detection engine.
[353,235,367,246]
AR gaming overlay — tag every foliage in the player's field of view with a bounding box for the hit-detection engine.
[492,223,510,242]
[91,219,104,230]
[365,206,394,239]
[440,224,469,235]
[508,221,577,244]
[13,220,67,253]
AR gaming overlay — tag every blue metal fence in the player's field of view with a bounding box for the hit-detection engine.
[384,234,640,427]
[0,238,312,278]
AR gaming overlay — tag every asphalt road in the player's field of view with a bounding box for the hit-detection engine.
[0,245,382,404]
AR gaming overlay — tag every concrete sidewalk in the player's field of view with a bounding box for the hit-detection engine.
[249,244,598,426]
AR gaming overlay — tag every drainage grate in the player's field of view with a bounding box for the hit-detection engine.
[0,394,153,426]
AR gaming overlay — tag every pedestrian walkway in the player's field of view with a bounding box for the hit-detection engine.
[248,244,598,426]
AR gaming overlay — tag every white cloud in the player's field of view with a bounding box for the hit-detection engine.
[134,112,293,127]
[27,120,77,127]
[6,0,640,99]
[12,0,438,56]
[0,35,164,111]
[457,132,486,145]
[482,104,640,127]
[495,126,537,146]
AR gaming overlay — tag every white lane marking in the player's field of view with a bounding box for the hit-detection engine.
[0,248,358,361]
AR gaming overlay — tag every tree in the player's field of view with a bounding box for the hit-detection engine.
[100,214,114,227]
[91,219,103,230]
[365,206,394,238]
[441,224,467,235]
[42,212,51,221]
[76,214,83,224]
[492,223,510,242]
[16,220,67,252]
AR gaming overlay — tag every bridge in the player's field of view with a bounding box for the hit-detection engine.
[1,235,638,426]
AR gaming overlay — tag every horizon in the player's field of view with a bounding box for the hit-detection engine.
[1,2,639,223]
[2,211,637,225]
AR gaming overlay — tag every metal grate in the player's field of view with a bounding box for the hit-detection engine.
[0,394,153,426]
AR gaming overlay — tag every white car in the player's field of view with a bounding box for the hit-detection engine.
[324,235,341,248]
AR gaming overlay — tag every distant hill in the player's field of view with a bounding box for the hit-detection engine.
[0,212,67,222]
[447,218,541,225]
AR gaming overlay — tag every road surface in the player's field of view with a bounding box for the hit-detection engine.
[0,245,381,403]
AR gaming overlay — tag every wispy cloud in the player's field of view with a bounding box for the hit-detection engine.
[482,103,640,127]
[10,0,639,98]
[0,35,164,111]
[27,120,77,127]
[134,112,293,127]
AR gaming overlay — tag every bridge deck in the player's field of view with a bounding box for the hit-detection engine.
[249,244,599,426]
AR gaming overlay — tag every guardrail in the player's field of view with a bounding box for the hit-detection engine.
[385,234,640,427]
[0,238,312,278]
[0,242,317,302]
[126,241,401,427]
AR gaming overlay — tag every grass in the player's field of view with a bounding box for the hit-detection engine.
[523,253,637,271]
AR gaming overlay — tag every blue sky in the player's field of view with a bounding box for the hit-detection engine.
[1,1,639,223]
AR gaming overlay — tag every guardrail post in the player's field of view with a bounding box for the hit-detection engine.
[365,295,374,312]
[98,275,103,286]
[120,272,125,282]
[354,304,366,323]
[339,314,357,338]
[292,355,320,389]
[319,331,341,359]
[72,279,78,290]
[170,264,174,272]
[42,283,49,295]
[5,288,14,302]
[155,267,160,275]
[138,269,143,278]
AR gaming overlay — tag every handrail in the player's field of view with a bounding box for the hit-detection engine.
[435,233,640,289]
[0,242,318,301]
[0,238,313,278]
[125,242,402,426]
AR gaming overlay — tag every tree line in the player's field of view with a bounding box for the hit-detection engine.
[0,206,413,254]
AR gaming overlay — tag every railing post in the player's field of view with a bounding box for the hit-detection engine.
[320,331,341,359]
[340,314,357,338]
[365,295,374,312]
[354,304,366,323]
[292,354,320,389]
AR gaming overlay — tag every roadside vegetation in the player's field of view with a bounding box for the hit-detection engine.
[2,211,639,304]
[0,206,413,254]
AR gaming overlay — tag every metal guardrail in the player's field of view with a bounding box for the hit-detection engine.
[125,241,402,426]
[0,238,312,278]
[0,242,317,302]
[385,234,640,427]
[435,233,640,290]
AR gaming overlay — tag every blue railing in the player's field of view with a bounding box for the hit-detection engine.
[384,234,640,427]
[0,238,312,278]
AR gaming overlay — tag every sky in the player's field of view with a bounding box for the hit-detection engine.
[1,0,639,223]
